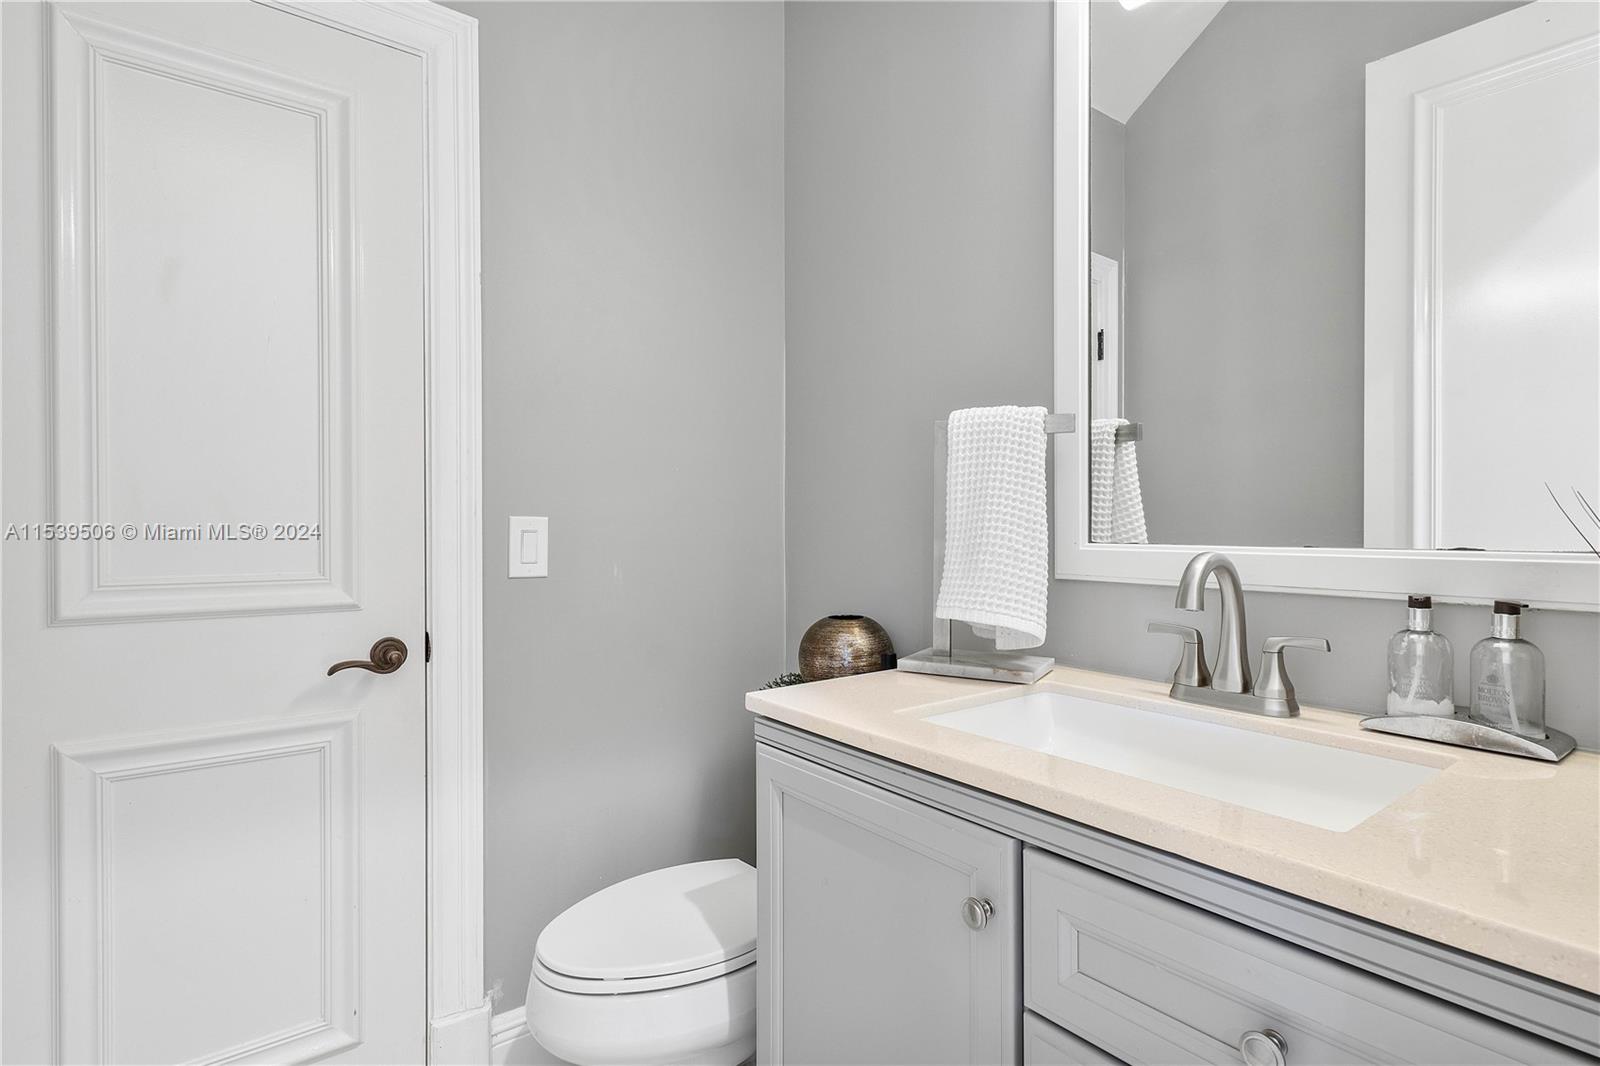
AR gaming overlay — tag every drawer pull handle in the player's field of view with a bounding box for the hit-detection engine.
[1239,1029,1287,1066]
[959,896,992,931]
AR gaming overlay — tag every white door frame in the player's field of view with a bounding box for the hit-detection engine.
[1,0,487,1059]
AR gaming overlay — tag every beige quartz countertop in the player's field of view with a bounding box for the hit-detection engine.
[748,665,1600,996]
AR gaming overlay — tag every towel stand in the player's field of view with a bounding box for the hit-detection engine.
[898,412,1078,685]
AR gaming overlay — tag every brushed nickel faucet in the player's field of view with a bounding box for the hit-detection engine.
[1149,552,1330,718]
[1175,551,1251,693]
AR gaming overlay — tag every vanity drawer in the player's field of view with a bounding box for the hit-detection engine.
[1023,848,1584,1065]
[1024,1011,1126,1066]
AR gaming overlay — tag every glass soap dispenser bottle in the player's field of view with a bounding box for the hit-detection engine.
[1386,595,1454,717]
[1468,601,1546,739]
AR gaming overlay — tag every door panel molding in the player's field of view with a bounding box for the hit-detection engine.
[47,4,360,623]
[54,712,360,1064]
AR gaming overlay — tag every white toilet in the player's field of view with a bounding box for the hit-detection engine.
[525,859,757,1066]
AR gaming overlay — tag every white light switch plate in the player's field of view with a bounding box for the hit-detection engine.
[508,516,548,578]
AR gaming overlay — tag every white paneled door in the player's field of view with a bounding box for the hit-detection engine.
[4,2,428,1062]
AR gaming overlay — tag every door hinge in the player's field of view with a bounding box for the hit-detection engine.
[425,631,432,663]
[1096,329,1105,362]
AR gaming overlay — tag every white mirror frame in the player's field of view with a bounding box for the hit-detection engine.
[1051,1,1598,611]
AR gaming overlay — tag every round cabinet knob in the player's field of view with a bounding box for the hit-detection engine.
[960,896,993,931]
[1239,1029,1288,1066]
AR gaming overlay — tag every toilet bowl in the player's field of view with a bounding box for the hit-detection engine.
[526,859,757,1066]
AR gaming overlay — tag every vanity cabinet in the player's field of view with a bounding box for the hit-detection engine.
[755,727,1599,1066]
[756,745,1019,1064]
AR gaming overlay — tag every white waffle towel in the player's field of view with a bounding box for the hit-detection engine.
[935,406,1049,651]
[1090,418,1148,544]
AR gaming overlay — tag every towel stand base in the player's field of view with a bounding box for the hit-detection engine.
[898,647,1055,684]
[896,643,1056,685]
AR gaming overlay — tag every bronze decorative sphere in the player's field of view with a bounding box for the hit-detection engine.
[798,615,896,682]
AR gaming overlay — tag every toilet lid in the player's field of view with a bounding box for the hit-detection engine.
[535,859,756,981]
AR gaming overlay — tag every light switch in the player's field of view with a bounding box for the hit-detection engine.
[508,516,549,578]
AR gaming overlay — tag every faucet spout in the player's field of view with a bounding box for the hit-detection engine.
[1175,551,1251,693]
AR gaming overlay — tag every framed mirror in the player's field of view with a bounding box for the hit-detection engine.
[1053,0,1599,610]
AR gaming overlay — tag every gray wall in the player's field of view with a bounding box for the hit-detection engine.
[1121,1,1515,548]
[783,1,1600,749]
[1089,108,1125,264]
[452,1,787,1017]
[785,0,1055,659]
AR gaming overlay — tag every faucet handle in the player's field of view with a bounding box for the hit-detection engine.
[1147,621,1211,689]
[1253,637,1331,715]
[1262,636,1331,655]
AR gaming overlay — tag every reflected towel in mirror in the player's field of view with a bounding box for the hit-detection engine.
[1091,418,1148,545]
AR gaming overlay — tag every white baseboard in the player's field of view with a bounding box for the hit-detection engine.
[490,1006,544,1066]
[430,1001,493,1064]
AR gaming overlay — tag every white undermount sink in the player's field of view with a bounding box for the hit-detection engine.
[926,691,1438,832]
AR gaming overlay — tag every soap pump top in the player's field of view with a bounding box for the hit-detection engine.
[1386,594,1453,717]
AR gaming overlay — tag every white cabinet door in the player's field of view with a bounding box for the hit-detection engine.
[756,744,1020,1065]
[3,3,427,1062]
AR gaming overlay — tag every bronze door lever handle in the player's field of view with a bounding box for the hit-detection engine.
[327,637,408,676]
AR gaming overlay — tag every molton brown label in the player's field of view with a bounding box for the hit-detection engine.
[1474,674,1512,712]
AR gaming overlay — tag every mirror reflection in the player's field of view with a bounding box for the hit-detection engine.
[1087,0,1599,552]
